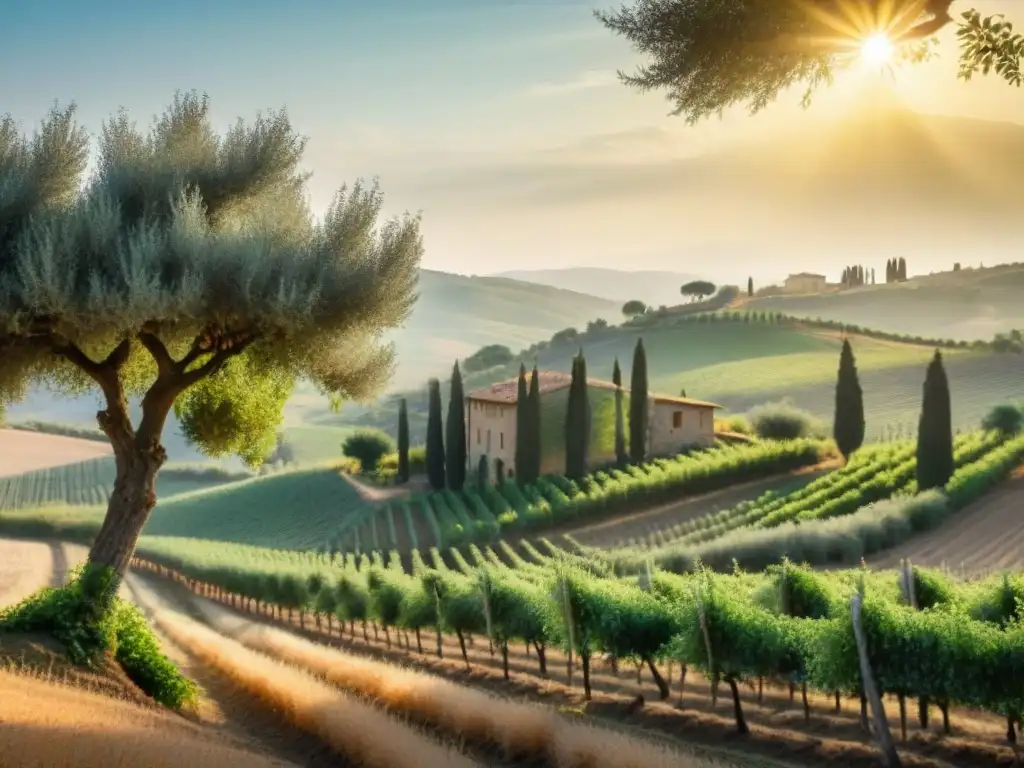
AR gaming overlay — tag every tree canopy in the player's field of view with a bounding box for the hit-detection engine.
[621,299,647,317]
[0,93,421,465]
[596,1,1023,123]
[680,280,716,301]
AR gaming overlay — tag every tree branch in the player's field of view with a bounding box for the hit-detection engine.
[179,334,257,388]
[137,330,175,377]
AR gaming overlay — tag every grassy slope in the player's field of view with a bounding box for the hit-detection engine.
[343,319,1023,443]
[745,263,1024,341]
[141,465,367,549]
[0,457,244,511]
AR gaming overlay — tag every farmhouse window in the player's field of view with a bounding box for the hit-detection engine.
[672,411,683,429]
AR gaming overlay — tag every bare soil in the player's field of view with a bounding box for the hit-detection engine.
[0,428,111,477]
[159,568,1020,768]
[870,469,1024,574]
[557,461,840,549]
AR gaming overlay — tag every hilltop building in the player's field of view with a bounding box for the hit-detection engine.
[783,272,827,294]
[465,370,719,480]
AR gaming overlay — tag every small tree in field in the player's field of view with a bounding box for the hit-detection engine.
[596,2,1022,124]
[622,299,647,318]
[342,429,395,473]
[833,340,865,459]
[680,280,716,302]
[917,351,954,491]
[426,378,446,491]
[397,398,410,483]
[0,93,421,616]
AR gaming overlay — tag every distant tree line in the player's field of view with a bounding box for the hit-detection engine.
[840,265,874,288]
[886,257,908,283]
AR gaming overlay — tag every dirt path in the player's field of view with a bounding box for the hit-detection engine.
[1,539,335,767]
[123,576,342,767]
[340,471,410,503]
[870,471,1024,574]
[561,461,839,549]
[0,539,57,608]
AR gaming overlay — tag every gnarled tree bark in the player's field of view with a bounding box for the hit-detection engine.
[50,326,255,612]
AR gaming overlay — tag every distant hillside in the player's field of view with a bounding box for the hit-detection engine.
[391,270,618,388]
[339,313,1024,446]
[491,268,700,308]
[746,263,1024,341]
[4,269,617,464]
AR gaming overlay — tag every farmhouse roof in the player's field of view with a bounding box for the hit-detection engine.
[466,370,720,409]
[786,272,826,279]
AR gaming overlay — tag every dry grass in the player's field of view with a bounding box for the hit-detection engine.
[0,668,292,767]
[0,429,110,477]
[187,587,727,768]
[0,539,55,608]
[130,580,479,768]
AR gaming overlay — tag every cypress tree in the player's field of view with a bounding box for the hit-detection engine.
[445,362,467,489]
[629,338,649,464]
[426,378,446,490]
[613,358,627,465]
[527,365,542,483]
[514,363,529,482]
[833,340,865,459]
[397,397,410,483]
[564,355,581,479]
[747,276,753,297]
[898,257,908,282]
[916,351,954,491]
[578,351,591,475]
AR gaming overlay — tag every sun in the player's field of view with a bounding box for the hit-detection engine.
[859,33,894,68]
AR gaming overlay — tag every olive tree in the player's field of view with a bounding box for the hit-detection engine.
[0,93,421,607]
[596,1,1022,123]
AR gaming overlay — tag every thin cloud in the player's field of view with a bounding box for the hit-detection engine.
[526,70,619,96]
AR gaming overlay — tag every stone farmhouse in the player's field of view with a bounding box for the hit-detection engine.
[465,370,720,480]
[783,272,828,294]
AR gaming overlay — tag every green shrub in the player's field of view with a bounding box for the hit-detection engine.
[981,403,1024,436]
[746,401,825,441]
[342,429,395,472]
[0,565,196,709]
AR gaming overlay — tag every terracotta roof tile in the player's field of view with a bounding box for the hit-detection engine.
[466,370,719,408]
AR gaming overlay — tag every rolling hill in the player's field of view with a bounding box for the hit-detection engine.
[338,313,1024,446]
[0,462,370,551]
[745,262,1024,341]
[491,267,700,308]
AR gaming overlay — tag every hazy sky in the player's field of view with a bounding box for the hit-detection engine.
[3,0,1023,280]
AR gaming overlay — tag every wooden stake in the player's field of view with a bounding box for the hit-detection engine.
[851,594,901,767]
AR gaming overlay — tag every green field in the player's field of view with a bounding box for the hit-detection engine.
[0,457,248,511]
[339,313,1024,444]
[0,461,370,550]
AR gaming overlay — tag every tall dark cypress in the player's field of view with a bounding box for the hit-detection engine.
[514,363,529,482]
[397,397,410,483]
[898,257,908,282]
[565,353,589,480]
[445,362,467,489]
[747,277,753,297]
[833,340,865,459]
[527,365,542,483]
[578,351,591,475]
[916,350,954,491]
[629,338,649,464]
[425,379,446,490]
[612,358,626,465]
